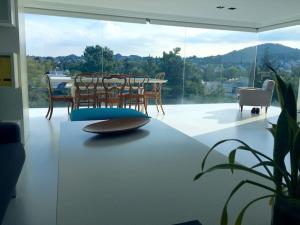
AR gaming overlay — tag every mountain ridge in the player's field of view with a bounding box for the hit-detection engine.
[29,43,300,68]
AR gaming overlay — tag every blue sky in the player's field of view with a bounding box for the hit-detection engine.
[25,14,300,57]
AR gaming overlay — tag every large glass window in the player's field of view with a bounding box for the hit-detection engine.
[257,26,300,101]
[26,13,300,108]
[25,14,103,107]
[184,28,258,103]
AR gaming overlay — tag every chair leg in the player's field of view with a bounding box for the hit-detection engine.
[159,97,165,115]
[265,107,268,113]
[155,98,159,112]
[143,97,148,116]
[48,101,54,120]
[240,105,243,112]
[129,98,132,109]
[145,98,148,110]
[75,98,80,109]
[137,98,140,111]
[67,101,74,115]
[123,98,126,108]
[46,100,51,118]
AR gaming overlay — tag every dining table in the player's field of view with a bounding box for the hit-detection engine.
[57,118,271,225]
[49,76,168,86]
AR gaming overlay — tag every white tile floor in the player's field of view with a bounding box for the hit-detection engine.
[3,104,280,225]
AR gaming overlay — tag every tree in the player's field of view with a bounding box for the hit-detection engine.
[160,47,184,98]
[27,56,55,107]
[143,55,158,77]
[224,65,240,79]
[203,64,218,81]
[184,60,205,97]
[82,45,115,72]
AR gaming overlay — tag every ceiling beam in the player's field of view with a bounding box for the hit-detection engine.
[23,0,259,32]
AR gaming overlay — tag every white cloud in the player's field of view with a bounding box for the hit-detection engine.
[25,14,100,56]
[25,14,300,58]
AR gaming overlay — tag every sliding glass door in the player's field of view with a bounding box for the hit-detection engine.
[25,13,300,108]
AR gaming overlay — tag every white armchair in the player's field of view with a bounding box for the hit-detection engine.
[238,79,275,113]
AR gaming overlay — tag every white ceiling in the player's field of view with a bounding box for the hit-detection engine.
[23,0,300,32]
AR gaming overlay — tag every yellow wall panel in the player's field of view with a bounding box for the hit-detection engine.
[0,55,12,87]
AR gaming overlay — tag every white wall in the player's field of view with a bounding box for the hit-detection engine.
[0,0,29,142]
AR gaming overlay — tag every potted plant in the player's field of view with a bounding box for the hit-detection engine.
[194,66,300,225]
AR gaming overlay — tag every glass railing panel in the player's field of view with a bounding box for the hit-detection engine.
[25,14,103,107]
[258,26,300,106]
[184,28,258,104]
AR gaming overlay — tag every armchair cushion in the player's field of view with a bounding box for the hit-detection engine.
[238,80,275,107]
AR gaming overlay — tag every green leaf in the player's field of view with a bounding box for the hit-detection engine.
[221,179,276,225]
[275,73,288,110]
[251,161,274,169]
[221,204,228,225]
[234,195,275,225]
[221,181,248,225]
[230,145,273,178]
[286,113,298,134]
[201,139,251,171]
[267,128,276,138]
[285,84,297,120]
[291,130,300,196]
[269,66,297,119]
[267,122,277,138]
[193,172,204,181]
[251,160,291,189]
[229,150,236,173]
[273,109,291,192]
[195,163,275,183]
[233,145,273,161]
[265,64,287,110]
[269,196,275,207]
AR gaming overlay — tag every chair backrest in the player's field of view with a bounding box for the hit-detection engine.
[152,72,165,92]
[128,75,149,95]
[74,73,98,93]
[102,75,127,106]
[44,74,53,97]
[155,72,165,80]
[74,73,98,107]
[262,79,275,92]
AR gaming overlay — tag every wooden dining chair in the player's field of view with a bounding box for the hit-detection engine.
[144,72,165,114]
[94,72,107,108]
[123,75,148,115]
[45,74,74,120]
[102,74,127,108]
[74,73,98,109]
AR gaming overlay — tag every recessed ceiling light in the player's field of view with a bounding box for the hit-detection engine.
[216,5,225,9]
[228,7,237,10]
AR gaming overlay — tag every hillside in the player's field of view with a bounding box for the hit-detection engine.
[192,43,300,65]
[29,43,300,70]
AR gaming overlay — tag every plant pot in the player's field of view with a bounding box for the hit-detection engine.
[272,196,300,225]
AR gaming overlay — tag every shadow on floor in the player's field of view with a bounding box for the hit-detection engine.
[192,116,279,167]
[203,108,265,124]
